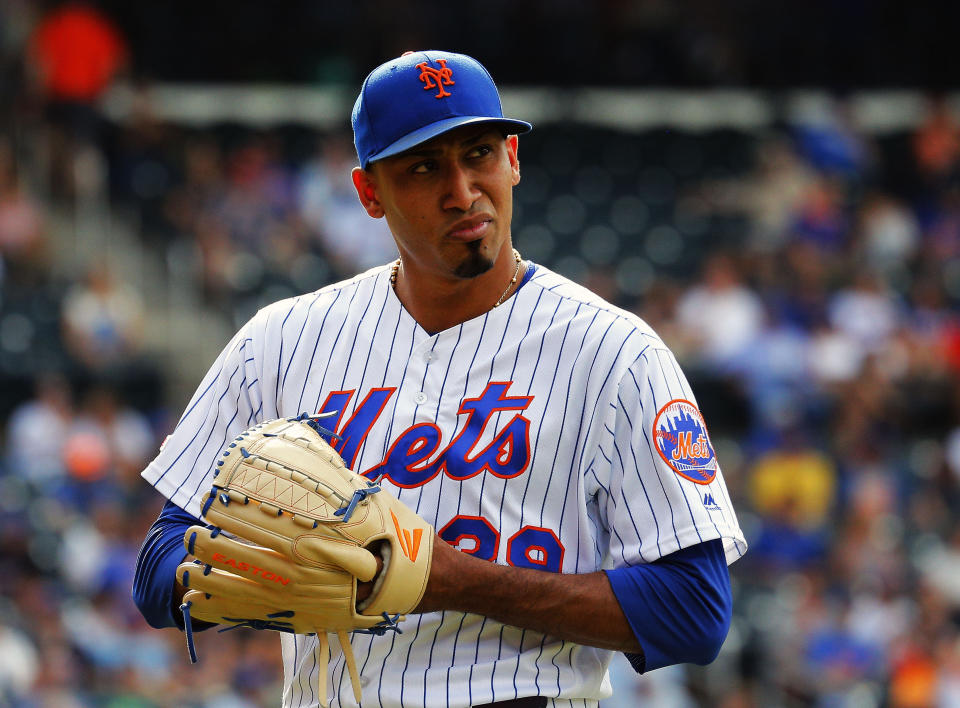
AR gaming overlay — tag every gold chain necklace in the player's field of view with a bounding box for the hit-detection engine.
[389,249,524,308]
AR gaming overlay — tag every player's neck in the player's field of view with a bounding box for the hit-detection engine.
[392,247,524,333]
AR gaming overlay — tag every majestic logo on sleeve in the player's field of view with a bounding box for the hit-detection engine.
[417,59,455,98]
[652,399,717,484]
[319,381,532,489]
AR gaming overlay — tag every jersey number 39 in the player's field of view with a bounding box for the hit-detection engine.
[439,515,565,573]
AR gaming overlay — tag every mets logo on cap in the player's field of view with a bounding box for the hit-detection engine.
[652,399,717,484]
[416,59,455,98]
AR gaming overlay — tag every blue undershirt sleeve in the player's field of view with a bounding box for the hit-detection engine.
[132,499,201,629]
[604,538,732,673]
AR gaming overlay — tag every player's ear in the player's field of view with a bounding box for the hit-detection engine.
[352,167,385,218]
[506,135,520,186]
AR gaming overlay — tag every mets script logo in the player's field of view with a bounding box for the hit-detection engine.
[417,59,455,98]
[318,381,532,489]
[652,399,717,484]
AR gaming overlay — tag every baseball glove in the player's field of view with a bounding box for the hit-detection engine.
[176,414,434,707]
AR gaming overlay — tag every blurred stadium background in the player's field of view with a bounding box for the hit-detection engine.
[1,1,959,706]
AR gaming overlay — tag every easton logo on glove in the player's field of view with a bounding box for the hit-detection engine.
[176,414,435,708]
[209,552,291,585]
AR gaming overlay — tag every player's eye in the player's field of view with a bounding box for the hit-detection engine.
[467,144,493,159]
[409,160,436,174]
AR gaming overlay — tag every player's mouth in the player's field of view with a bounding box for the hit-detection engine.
[446,215,492,241]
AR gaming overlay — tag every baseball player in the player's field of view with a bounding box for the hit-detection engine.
[133,50,747,708]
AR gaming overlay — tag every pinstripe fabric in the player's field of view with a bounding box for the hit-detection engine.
[142,263,746,708]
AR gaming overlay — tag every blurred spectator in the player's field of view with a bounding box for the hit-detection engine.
[61,384,155,505]
[25,1,127,200]
[913,97,960,182]
[856,193,920,269]
[924,185,960,261]
[675,252,764,369]
[790,175,850,253]
[0,137,46,275]
[806,319,865,386]
[26,0,126,138]
[746,430,836,569]
[297,133,396,274]
[5,372,72,485]
[26,1,126,102]
[61,263,145,372]
[0,623,39,702]
[793,100,873,177]
[827,270,902,354]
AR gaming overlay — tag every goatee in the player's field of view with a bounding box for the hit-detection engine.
[454,240,496,279]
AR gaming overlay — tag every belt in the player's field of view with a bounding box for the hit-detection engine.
[473,698,547,708]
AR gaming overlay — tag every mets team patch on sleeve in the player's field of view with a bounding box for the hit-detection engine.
[652,399,717,484]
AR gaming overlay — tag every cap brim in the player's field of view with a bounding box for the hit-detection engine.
[365,116,532,167]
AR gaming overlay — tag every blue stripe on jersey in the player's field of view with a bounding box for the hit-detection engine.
[428,322,463,524]
[297,286,359,413]
[159,362,240,494]
[399,613,428,707]
[583,470,607,564]
[511,628,527,699]
[424,609,449,703]
[375,316,418,464]
[471,293,522,632]
[551,641,572,697]
[308,278,373,415]
[555,316,620,572]
[406,326,465,701]
[440,310,492,697]
[593,447,637,564]
[538,308,600,522]
[408,336,439,510]
[274,298,298,405]
[280,290,327,394]
[527,274,664,350]
[395,335,443,706]
[184,369,249,505]
[452,309,490,519]
[305,640,317,707]
[494,284,548,666]
[373,324,419,708]
[326,272,392,415]
[508,285,545,382]
[479,291,519,494]
[524,296,581,699]
[173,374,218,431]
[568,333,638,573]
[533,635,548,698]
[617,384,682,549]
[289,638,298,704]
[518,296,576,531]
[171,335,250,431]
[608,422,663,559]
[338,275,379,384]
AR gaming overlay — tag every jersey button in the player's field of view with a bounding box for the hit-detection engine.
[414,392,428,404]
[424,351,434,362]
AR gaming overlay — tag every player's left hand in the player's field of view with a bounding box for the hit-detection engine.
[176,415,434,707]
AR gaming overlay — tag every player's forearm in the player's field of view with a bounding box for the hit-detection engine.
[415,534,642,653]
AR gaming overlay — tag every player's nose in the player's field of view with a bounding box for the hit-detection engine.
[442,163,481,211]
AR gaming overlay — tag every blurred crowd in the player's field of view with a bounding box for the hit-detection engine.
[2,3,960,708]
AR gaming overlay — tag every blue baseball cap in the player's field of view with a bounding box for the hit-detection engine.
[352,50,532,169]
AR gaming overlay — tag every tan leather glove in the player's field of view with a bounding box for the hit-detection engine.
[177,415,434,707]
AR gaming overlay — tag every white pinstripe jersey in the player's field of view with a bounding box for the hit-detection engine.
[143,261,747,708]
